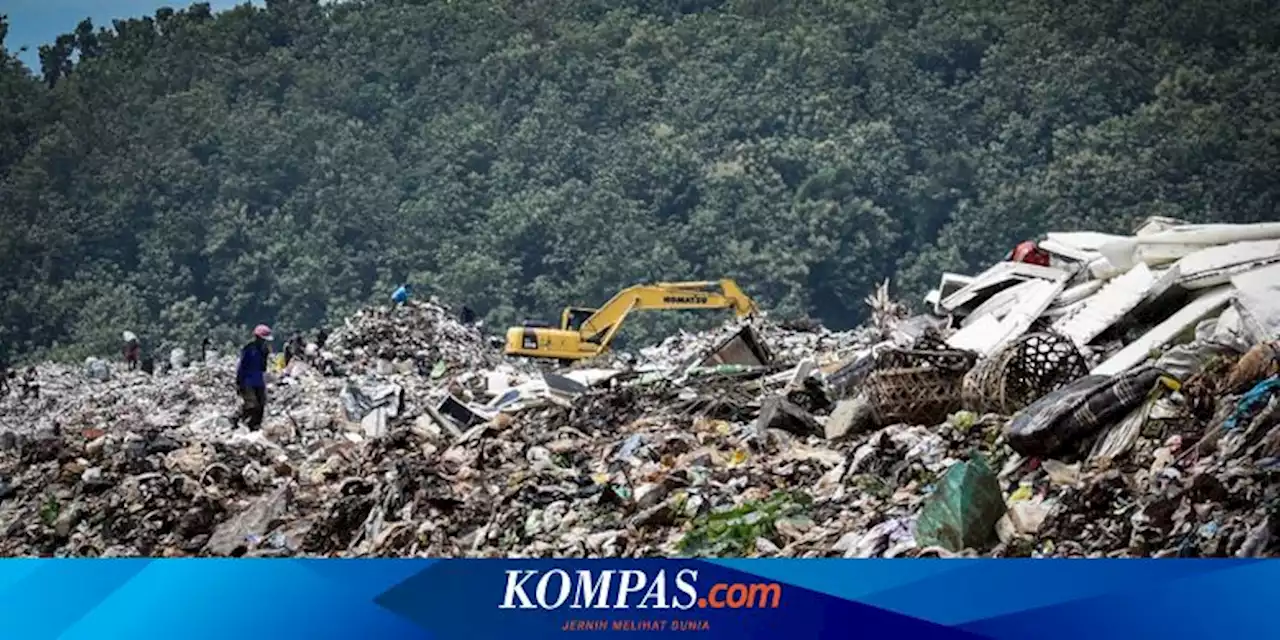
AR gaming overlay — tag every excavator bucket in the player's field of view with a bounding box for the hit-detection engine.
[695,325,774,368]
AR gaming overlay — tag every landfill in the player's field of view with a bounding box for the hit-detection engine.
[3,216,1280,558]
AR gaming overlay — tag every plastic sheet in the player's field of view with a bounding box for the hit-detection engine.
[914,454,1004,552]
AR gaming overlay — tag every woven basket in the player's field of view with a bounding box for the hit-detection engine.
[964,331,1088,415]
[866,366,967,426]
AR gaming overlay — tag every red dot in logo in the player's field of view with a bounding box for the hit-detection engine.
[698,598,707,607]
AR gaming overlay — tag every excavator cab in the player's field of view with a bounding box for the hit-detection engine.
[561,307,596,332]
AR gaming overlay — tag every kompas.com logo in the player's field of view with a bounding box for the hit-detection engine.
[498,568,782,610]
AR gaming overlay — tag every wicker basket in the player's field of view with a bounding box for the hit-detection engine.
[866,366,967,426]
[964,331,1088,415]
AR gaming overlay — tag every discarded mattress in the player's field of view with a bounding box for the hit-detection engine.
[1007,366,1168,457]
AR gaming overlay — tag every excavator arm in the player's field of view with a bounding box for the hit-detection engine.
[504,279,757,361]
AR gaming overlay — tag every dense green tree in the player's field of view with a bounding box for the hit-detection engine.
[0,0,1277,362]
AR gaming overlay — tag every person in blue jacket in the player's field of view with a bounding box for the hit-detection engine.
[392,283,411,306]
[236,324,273,430]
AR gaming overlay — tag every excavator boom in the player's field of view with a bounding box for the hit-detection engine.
[504,279,757,361]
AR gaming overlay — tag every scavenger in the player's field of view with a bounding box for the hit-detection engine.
[235,324,273,430]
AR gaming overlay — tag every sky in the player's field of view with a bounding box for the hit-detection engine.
[3,0,259,71]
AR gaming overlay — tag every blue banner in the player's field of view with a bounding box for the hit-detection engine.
[0,559,1269,639]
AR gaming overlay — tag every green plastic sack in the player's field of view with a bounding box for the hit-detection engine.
[914,454,1005,552]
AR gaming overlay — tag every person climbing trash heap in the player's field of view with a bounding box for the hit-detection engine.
[21,367,38,400]
[122,331,141,371]
[235,324,273,431]
[392,283,410,307]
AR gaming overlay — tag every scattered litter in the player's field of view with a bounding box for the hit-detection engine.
[5,219,1280,558]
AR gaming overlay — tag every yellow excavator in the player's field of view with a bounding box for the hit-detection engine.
[504,279,758,362]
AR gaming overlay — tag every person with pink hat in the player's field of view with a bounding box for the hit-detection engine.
[235,324,273,430]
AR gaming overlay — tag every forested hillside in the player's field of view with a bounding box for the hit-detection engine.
[1,0,1277,362]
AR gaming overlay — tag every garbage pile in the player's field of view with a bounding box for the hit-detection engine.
[325,299,499,371]
[912,218,1280,557]
[3,217,1280,558]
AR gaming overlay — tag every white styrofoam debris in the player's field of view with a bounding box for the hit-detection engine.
[563,368,622,387]
[1052,263,1157,348]
[1138,221,1280,244]
[1049,279,1105,309]
[1132,216,1190,236]
[1084,258,1124,281]
[1038,237,1102,264]
[945,313,1004,354]
[1042,296,1089,321]
[927,273,974,314]
[1045,231,1131,252]
[962,279,1040,328]
[941,223,1280,368]
[1173,239,1280,290]
[940,262,1068,314]
[938,272,974,297]
[486,370,512,396]
[985,275,1071,356]
[1230,263,1280,343]
[1101,224,1280,272]
[1091,285,1235,376]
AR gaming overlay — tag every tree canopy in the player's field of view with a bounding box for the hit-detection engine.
[1,0,1277,362]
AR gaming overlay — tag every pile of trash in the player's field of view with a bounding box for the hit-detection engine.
[325,300,499,371]
[3,217,1280,558]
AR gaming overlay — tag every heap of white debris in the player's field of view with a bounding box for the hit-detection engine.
[936,217,1280,375]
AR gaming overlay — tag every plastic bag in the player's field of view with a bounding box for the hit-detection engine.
[914,453,1005,552]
